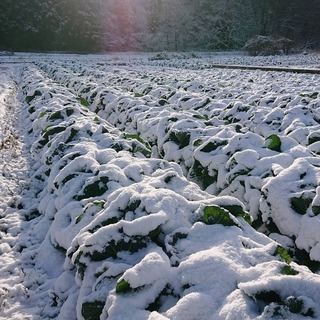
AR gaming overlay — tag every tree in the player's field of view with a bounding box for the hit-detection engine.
[1,0,320,52]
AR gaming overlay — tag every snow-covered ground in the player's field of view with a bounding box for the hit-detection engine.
[1,52,320,320]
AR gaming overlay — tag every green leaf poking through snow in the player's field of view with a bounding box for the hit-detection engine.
[25,90,42,104]
[81,301,105,320]
[281,265,299,276]
[116,279,132,294]
[78,97,90,107]
[75,214,83,224]
[168,131,191,149]
[124,133,145,144]
[220,205,252,225]
[273,245,292,264]
[312,205,320,216]
[291,196,313,215]
[266,134,281,152]
[200,205,237,227]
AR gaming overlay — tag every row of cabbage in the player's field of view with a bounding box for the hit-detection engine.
[35,58,320,271]
[31,50,320,71]
[20,63,320,319]
[144,52,320,70]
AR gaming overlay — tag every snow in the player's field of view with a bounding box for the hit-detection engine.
[1,52,320,319]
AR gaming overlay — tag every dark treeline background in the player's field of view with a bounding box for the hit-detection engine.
[1,0,320,53]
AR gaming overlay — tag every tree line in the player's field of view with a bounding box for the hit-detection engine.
[1,0,320,53]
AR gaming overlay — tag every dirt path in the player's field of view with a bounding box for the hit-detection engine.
[0,65,32,318]
[0,67,25,214]
[0,65,52,319]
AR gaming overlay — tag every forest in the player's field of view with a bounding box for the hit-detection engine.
[1,0,320,54]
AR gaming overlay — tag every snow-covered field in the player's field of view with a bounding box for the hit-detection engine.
[1,52,320,319]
